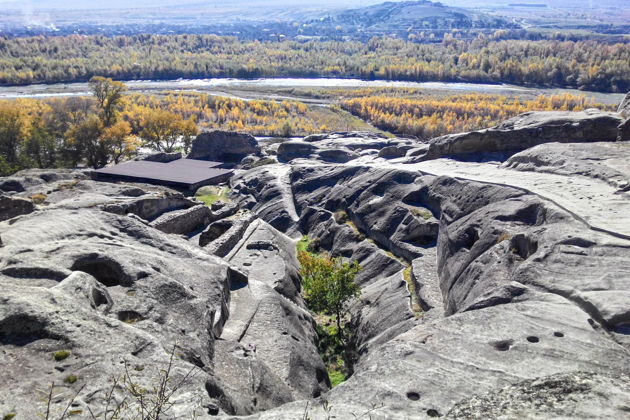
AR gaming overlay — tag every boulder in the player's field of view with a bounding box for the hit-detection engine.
[378,145,413,159]
[317,148,359,163]
[303,133,328,142]
[618,118,630,141]
[149,204,212,235]
[0,194,34,222]
[276,140,318,162]
[101,192,196,221]
[188,130,260,162]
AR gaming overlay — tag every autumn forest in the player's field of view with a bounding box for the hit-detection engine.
[0,73,617,176]
[1,35,629,92]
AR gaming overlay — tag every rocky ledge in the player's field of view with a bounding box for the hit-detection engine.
[1,102,630,419]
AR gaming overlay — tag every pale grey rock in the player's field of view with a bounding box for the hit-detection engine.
[410,247,443,318]
[234,162,630,419]
[502,142,630,191]
[200,212,256,257]
[299,206,405,286]
[291,166,438,261]
[350,269,417,355]
[101,191,195,221]
[225,219,302,305]
[445,371,630,419]
[323,300,630,419]
[207,201,240,223]
[4,110,630,419]
[52,271,113,312]
[219,219,329,402]
[0,205,240,417]
[200,219,234,247]
[212,340,294,415]
[0,168,83,193]
[231,166,298,233]
[218,276,328,404]
[618,91,630,115]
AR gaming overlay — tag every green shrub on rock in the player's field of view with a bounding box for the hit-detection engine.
[298,250,360,333]
[53,350,71,361]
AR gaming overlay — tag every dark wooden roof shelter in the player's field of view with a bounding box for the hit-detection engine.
[93,158,233,191]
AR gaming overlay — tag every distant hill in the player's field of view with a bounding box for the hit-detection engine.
[0,0,389,12]
[331,0,515,31]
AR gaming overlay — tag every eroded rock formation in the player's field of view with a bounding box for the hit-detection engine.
[2,102,630,419]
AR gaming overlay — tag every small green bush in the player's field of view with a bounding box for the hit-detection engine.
[53,350,71,361]
[296,236,312,253]
[410,207,432,220]
[250,157,277,168]
[328,369,346,387]
[3,413,16,420]
[64,374,78,384]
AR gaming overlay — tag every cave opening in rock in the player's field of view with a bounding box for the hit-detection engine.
[71,256,129,287]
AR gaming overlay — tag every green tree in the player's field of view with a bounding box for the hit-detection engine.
[23,121,57,169]
[89,76,126,127]
[298,250,361,334]
[65,115,105,168]
[0,101,28,166]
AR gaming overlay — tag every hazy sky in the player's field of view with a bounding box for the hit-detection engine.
[0,0,626,10]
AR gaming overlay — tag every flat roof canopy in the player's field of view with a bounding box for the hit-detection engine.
[94,158,232,188]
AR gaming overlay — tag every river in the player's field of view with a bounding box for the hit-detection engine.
[0,78,624,105]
